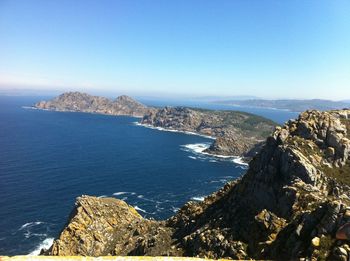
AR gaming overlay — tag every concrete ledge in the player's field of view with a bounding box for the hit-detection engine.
[0,257,234,261]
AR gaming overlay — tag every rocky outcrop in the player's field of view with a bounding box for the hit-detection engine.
[44,109,350,260]
[141,106,276,158]
[47,196,181,257]
[35,92,154,117]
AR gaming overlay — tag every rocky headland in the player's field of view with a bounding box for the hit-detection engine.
[35,92,154,117]
[35,92,277,159]
[42,109,350,260]
[141,107,276,158]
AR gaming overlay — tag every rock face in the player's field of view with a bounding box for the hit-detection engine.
[141,107,276,158]
[44,109,350,260]
[35,92,154,117]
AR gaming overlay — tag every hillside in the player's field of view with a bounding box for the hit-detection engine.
[141,106,276,158]
[41,109,350,260]
[35,92,154,117]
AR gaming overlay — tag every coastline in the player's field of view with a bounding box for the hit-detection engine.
[25,106,144,118]
[213,103,296,112]
[26,106,249,165]
[133,122,216,140]
[134,122,249,166]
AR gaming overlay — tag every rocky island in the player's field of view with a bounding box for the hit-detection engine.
[35,92,277,159]
[35,92,155,117]
[41,109,350,260]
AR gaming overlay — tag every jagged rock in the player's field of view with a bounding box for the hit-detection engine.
[42,109,350,260]
[46,196,180,257]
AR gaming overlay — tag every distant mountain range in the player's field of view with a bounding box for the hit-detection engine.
[216,99,350,112]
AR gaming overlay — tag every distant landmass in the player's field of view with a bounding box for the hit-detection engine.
[35,92,155,117]
[192,95,259,101]
[35,92,277,159]
[216,99,350,112]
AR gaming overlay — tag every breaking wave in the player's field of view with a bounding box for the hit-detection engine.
[28,238,54,256]
[134,122,215,139]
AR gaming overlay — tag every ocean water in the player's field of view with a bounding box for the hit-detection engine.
[0,96,298,255]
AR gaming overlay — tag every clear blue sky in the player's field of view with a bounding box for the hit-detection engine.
[0,0,349,99]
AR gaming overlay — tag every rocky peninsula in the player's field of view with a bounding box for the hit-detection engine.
[35,92,277,159]
[42,109,350,260]
[141,107,275,158]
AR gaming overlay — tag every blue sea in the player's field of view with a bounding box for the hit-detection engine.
[0,96,298,255]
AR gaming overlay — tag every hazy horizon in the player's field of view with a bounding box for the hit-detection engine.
[2,87,350,102]
[1,1,349,100]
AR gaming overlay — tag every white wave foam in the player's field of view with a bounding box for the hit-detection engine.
[22,106,37,110]
[113,192,128,196]
[181,143,233,159]
[155,205,165,211]
[191,196,205,201]
[172,206,180,213]
[98,195,107,198]
[134,206,147,213]
[19,221,43,230]
[31,233,47,237]
[137,196,159,203]
[232,157,249,166]
[28,238,54,256]
[182,143,249,167]
[134,122,215,139]
[181,143,210,154]
[188,156,197,160]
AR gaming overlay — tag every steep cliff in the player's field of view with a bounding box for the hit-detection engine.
[44,109,350,260]
[35,92,154,117]
[141,107,276,158]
